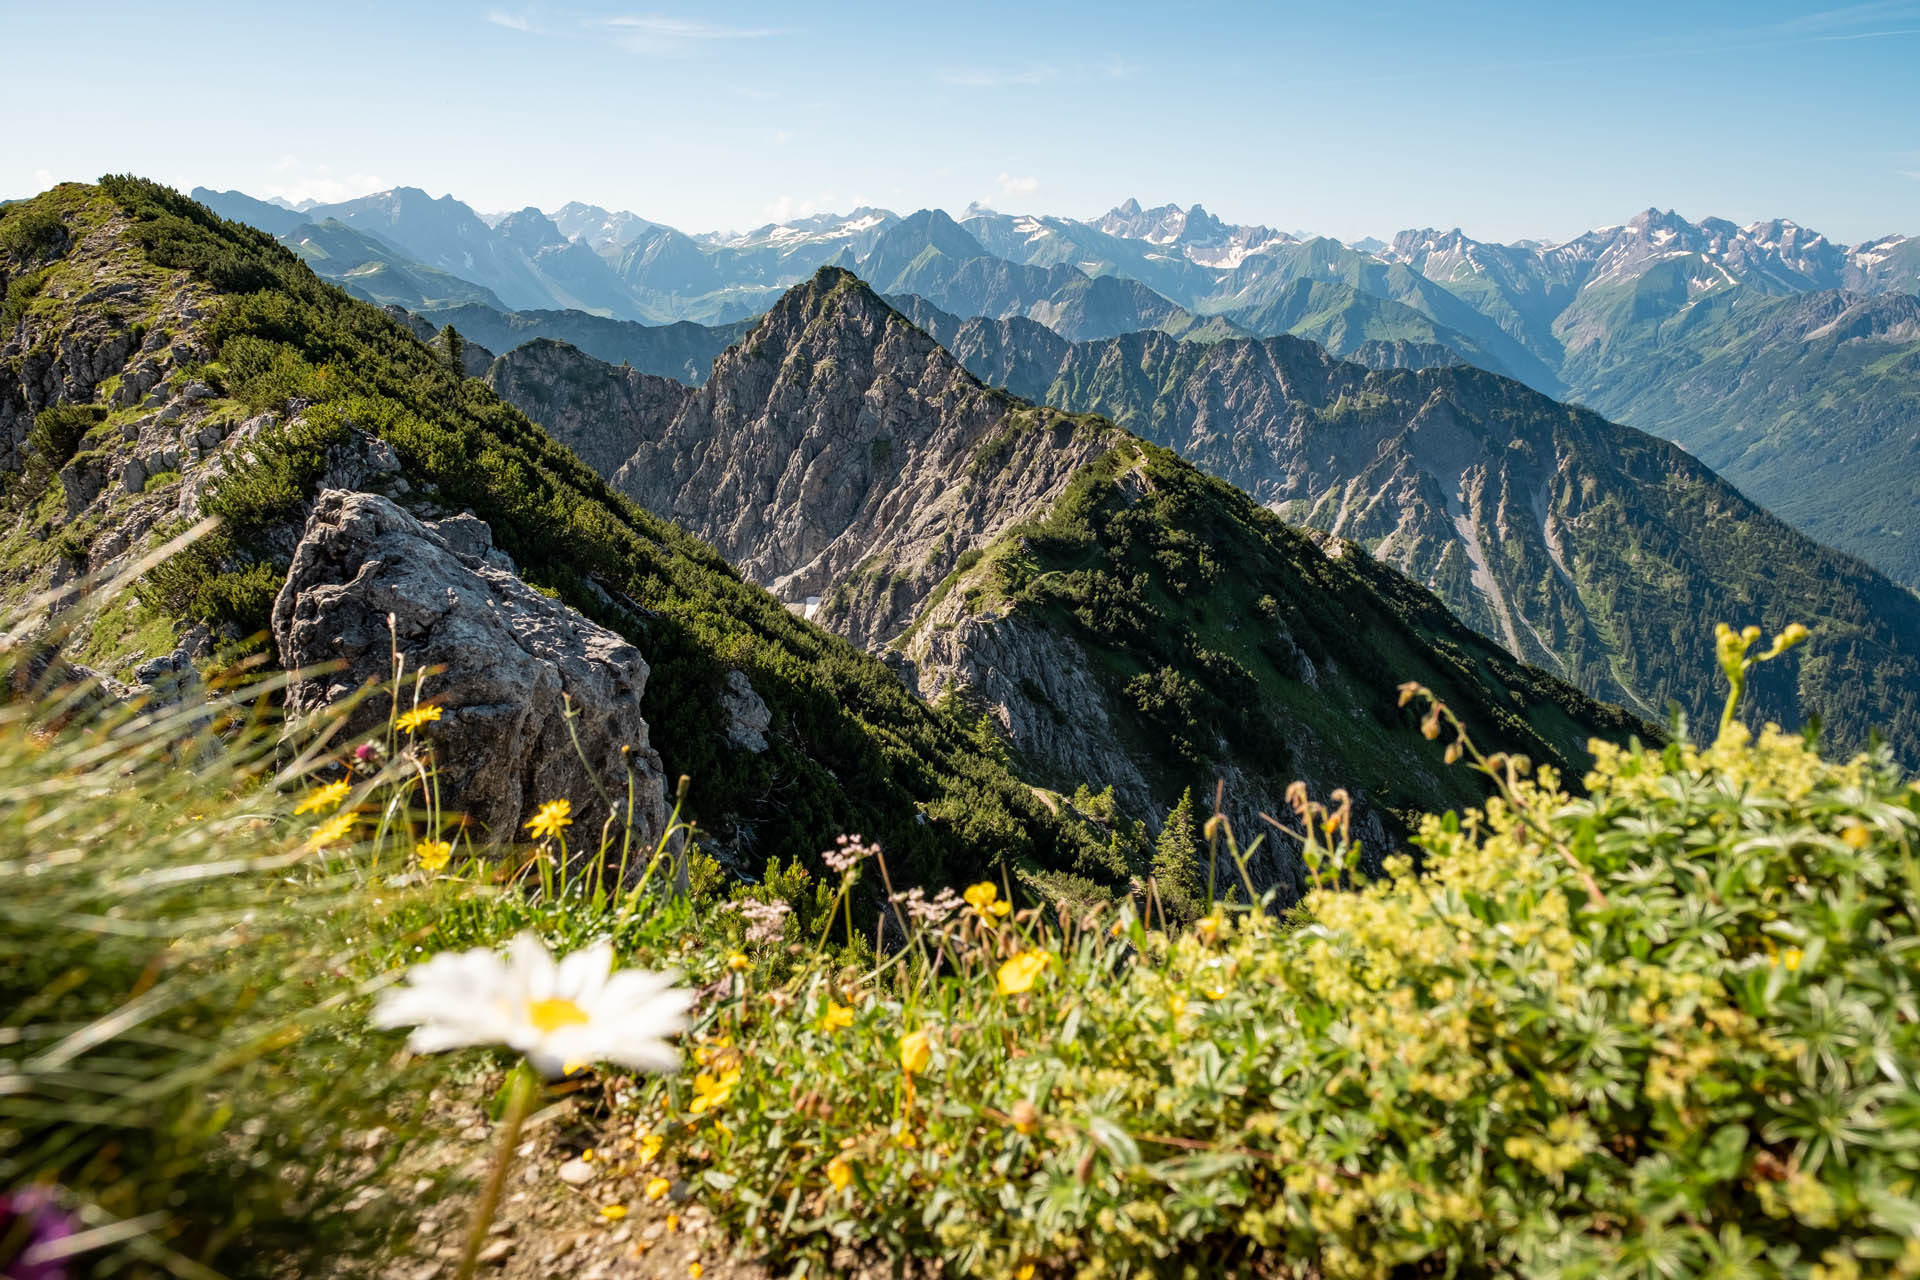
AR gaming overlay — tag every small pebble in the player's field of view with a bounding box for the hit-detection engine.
[557,1158,596,1185]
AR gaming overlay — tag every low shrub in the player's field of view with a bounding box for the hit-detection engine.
[635,627,1920,1278]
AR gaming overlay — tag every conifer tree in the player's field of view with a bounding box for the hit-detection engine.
[438,324,465,377]
[1151,787,1204,924]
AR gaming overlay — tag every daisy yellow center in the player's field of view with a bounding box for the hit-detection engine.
[527,996,591,1033]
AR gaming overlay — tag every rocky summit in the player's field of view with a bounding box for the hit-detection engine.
[487,265,1643,881]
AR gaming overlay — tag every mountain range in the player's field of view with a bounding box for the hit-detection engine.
[478,273,1920,764]
[1,181,1654,896]
[193,186,1920,590]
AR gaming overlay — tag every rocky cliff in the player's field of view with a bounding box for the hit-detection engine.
[489,267,1644,883]
[903,322,1920,755]
[483,338,692,476]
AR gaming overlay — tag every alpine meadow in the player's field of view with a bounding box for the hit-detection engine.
[4,4,1919,1278]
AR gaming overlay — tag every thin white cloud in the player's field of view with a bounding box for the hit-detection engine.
[762,195,815,222]
[996,173,1040,198]
[261,159,387,207]
[1765,0,1920,33]
[33,168,54,191]
[486,10,536,31]
[600,15,780,54]
[938,66,1055,88]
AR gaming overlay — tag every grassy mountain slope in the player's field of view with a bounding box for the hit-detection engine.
[279,218,510,311]
[0,179,1132,895]
[486,267,1642,870]
[905,321,1920,757]
[1560,286,1920,590]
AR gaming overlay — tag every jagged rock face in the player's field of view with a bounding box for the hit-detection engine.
[605,270,1118,649]
[272,490,669,851]
[918,323,1920,750]
[483,339,693,476]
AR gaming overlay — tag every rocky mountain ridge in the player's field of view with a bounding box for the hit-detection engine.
[485,266,1645,874]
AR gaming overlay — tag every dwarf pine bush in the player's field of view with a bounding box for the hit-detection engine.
[638,626,1920,1278]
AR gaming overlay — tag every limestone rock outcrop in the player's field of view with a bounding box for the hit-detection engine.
[271,490,669,852]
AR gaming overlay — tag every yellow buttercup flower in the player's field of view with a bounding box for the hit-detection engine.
[997,949,1049,996]
[898,1027,932,1075]
[690,1065,740,1114]
[599,1204,626,1221]
[964,881,1010,919]
[396,704,443,734]
[414,839,452,873]
[725,951,750,972]
[819,1001,855,1033]
[1841,824,1871,850]
[304,809,356,851]
[646,1176,671,1201]
[525,798,573,841]
[294,779,352,814]
[638,1131,664,1163]
[1195,909,1226,945]
[825,1154,853,1191]
[1016,1264,1037,1280]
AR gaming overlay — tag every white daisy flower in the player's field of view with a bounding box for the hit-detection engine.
[371,933,692,1078]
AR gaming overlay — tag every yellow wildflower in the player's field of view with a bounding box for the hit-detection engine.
[638,1132,664,1163]
[294,779,352,814]
[1016,1265,1037,1280]
[688,1263,703,1279]
[725,951,750,972]
[525,798,573,841]
[304,810,356,851]
[1009,1098,1040,1136]
[1195,909,1226,945]
[997,949,1049,996]
[395,705,443,734]
[645,1176,671,1201]
[1778,947,1804,972]
[898,1027,932,1075]
[599,1204,626,1221]
[964,881,1010,919]
[665,1213,679,1232]
[826,1154,853,1191]
[1841,824,1871,850]
[819,1001,855,1033]
[690,1065,740,1114]
[414,838,453,873]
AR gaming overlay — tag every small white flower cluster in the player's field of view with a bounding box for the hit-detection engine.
[822,833,879,876]
[732,897,793,943]
[891,885,962,926]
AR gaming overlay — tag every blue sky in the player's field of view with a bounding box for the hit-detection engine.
[4,0,1916,243]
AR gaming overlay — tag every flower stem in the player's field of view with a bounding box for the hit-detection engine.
[455,1064,537,1280]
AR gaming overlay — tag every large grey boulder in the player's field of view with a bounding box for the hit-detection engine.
[271,490,669,854]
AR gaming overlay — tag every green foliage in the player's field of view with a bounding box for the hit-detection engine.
[0,665,439,1276]
[0,206,69,262]
[1150,787,1203,923]
[438,322,465,376]
[647,693,1920,1278]
[2,266,50,328]
[26,403,105,469]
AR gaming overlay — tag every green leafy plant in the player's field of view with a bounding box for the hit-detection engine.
[632,624,1920,1278]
